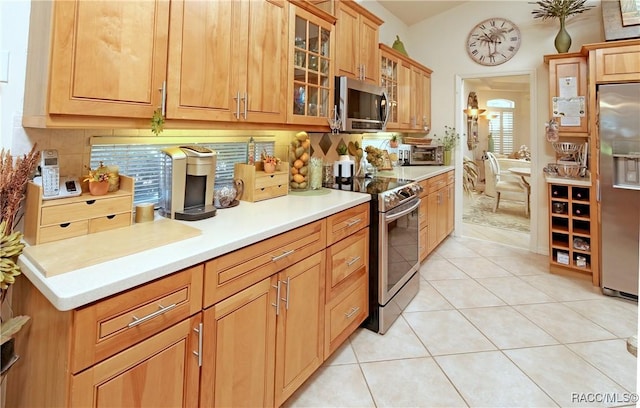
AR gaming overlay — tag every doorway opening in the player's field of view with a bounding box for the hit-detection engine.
[456,73,536,250]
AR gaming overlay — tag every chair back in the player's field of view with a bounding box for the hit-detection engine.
[486,152,500,182]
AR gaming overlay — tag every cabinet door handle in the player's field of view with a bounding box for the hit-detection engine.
[234,92,241,119]
[128,303,177,328]
[272,281,281,316]
[346,255,361,267]
[346,218,361,227]
[281,276,291,310]
[345,306,360,318]
[160,80,167,117]
[242,92,248,119]
[271,249,295,262]
[192,322,203,367]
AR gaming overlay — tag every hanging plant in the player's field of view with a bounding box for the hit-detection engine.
[150,108,165,136]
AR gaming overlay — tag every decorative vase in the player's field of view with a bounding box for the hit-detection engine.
[89,180,109,196]
[389,140,398,148]
[263,161,276,174]
[554,16,571,53]
[444,150,452,166]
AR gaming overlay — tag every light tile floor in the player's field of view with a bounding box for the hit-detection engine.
[284,236,638,408]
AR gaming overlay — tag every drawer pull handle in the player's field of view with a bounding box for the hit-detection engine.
[271,249,294,262]
[346,218,361,227]
[192,323,203,367]
[85,200,96,205]
[346,256,361,267]
[345,306,360,318]
[281,276,291,310]
[128,303,177,328]
[60,223,70,228]
[107,214,116,219]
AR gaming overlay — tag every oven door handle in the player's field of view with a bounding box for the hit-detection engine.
[384,199,420,222]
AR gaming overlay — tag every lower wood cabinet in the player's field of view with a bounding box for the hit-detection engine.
[70,315,201,408]
[419,170,455,261]
[201,251,325,408]
[8,204,368,408]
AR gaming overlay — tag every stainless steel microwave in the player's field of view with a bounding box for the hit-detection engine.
[335,76,389,133]
[399,144,444,166]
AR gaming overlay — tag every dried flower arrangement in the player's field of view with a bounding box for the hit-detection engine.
[84,161,116,183]
[0,145,40,349]
[364,146,385,169]
[530,0,593,20]
[434,126,461,151]
[260,149,281,165]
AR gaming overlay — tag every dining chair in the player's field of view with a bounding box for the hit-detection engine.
[485,152,529,216]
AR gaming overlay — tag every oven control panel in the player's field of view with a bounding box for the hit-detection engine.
[379,182,422,212]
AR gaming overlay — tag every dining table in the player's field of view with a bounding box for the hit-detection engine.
[508,167,531,216]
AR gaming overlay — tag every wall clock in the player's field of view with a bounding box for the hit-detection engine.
[466,18,521,66]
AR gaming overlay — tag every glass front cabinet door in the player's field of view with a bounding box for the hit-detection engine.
[380,46,399,129]
[287,5,335,127]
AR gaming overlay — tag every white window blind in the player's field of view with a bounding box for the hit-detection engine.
[90,141,274,206]
[487,98,515,156]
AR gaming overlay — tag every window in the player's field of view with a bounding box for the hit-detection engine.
[90,140,274,206]
[486,98,515,155]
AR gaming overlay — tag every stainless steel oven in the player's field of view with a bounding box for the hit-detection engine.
[373,194,420,333]
[331,175,422,334]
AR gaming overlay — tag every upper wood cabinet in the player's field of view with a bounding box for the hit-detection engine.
[380,44,432,133]
[334,0,383,84]
[166,0,288,124]
[544,53,589,136]
[23,0,170,127]
[287,2,336,126]
[587,42,640,83]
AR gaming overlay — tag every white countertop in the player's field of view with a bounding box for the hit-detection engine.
[544,173,592,187]
[17,165,452,311]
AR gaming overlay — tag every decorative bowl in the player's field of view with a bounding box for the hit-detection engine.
[552,142,581,155]
[556,163,581,178]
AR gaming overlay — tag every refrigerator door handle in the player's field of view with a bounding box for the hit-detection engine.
[596,179,600,202]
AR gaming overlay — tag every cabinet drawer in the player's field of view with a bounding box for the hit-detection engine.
[427,174,447,194]
[88,212,132,233]
[39,220,89,243]
[204,219,326,307]
[326,203,370,246]
[254,172,288,189]
[253,184,288,202]
[326,227,368,299]
[447,170,454,185]
[70,265,203,374]
[324,273,368,357]
[41,196,132,225]
[418,179,429,198]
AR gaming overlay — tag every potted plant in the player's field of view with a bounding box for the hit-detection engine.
[336,144,350,161]
[260,149,280,174]
[434,126,460,166]
[84,162,116,196]
[530,0,594,53]
[1,146,40,379]
[389,135,399,148]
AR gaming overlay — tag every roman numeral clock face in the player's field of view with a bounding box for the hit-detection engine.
[466,18,521,66]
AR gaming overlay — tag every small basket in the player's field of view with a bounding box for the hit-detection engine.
[404,137,432,145]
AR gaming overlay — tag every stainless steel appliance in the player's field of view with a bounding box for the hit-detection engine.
[335,76,389,133]
[398,144,444,166]
[599,83,640,299]
[160,145,217,221]
[330,175,422,333]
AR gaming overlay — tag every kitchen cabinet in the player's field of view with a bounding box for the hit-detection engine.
[544,53,589,136]
[419,171,454,259]
[6,265,204,407]
[334,0,383,84]
[287,3,336,126]
[324,203,369,355]
[547,182,598,283]
[22,0,170,127]
[70,315,201,408]
[380,45,400,129]
[379,44,432,133]
[587,41,640,83]
[166,0,288,124]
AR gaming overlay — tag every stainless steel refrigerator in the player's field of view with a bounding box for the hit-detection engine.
[599,83,640,299]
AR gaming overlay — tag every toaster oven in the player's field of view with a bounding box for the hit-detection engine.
[399,145,444,166]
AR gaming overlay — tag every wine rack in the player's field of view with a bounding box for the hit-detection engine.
[548,183,593,274]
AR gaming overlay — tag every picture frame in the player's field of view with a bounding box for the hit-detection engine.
[602,0,640,41]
